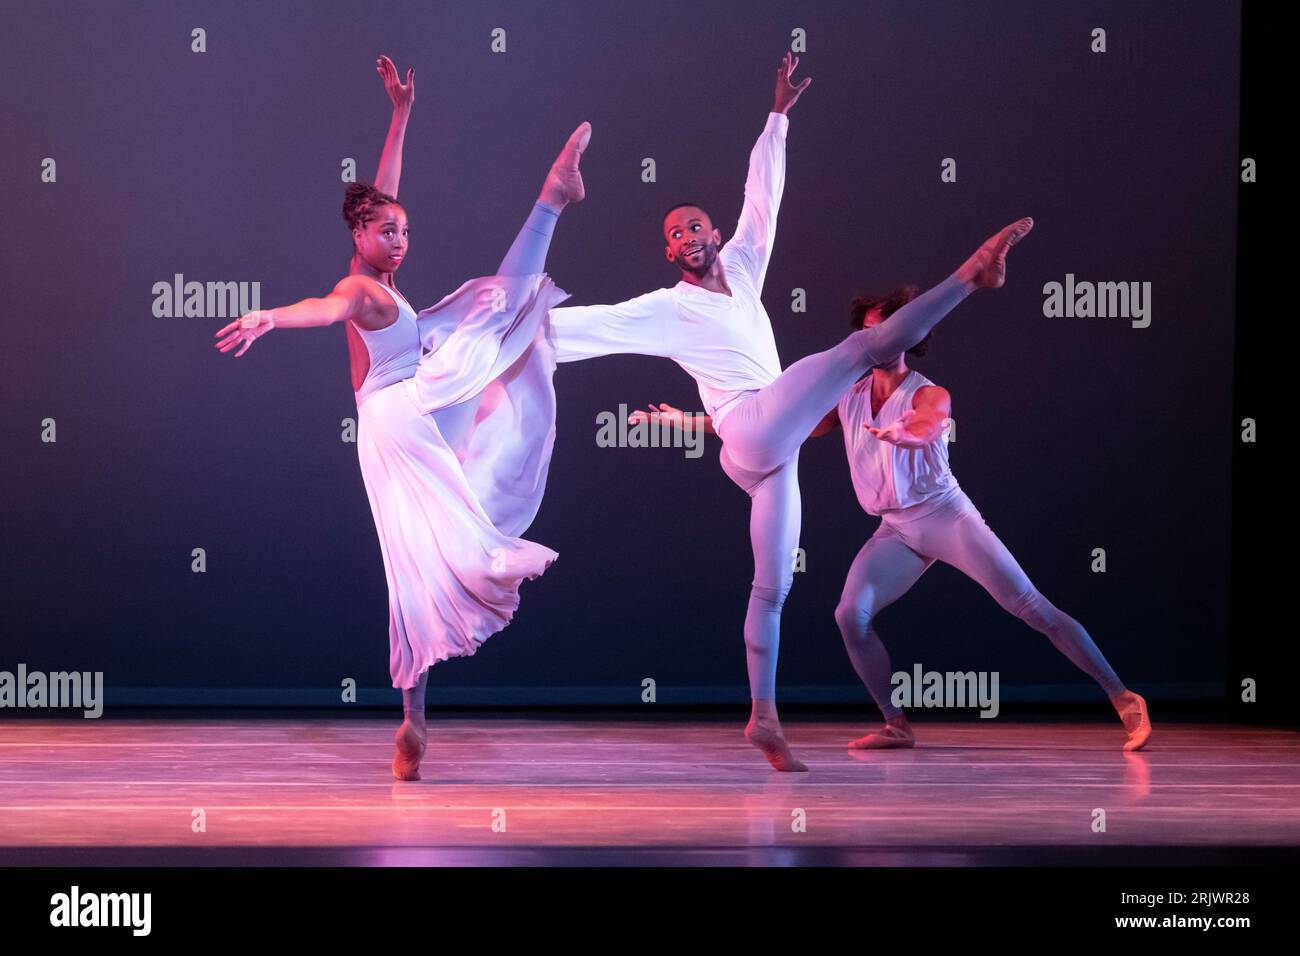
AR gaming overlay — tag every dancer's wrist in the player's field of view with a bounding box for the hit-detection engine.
[239,309,275,333]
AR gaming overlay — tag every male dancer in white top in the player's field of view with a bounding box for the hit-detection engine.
[819,288,1150,749]
[551,52,1033,770]
[638,287,1152,752]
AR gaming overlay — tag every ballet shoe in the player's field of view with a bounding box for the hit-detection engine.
[540,121,591,208]
[955,217,1035,289]
[744,720,809,772]
[1115,692,1152,752]
[392,718,427,781]
[848,723,916,750]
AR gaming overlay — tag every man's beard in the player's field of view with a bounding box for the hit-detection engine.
[678,241,720,277]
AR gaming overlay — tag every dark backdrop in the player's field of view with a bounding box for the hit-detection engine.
[0,1,1239,705]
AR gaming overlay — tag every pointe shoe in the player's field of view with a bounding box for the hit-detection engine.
[392,719,427,781]
[848,723,916,750]
[539,121,592,208]
[744,721,809,773]
[1116,692,1152,752]
[956,217,1035,289]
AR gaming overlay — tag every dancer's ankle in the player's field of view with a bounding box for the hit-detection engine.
[885,711,911,731]
[749,697,780,725]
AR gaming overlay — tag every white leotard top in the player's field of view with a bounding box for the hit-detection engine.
[836,369,958,515]
[353,282,421,405]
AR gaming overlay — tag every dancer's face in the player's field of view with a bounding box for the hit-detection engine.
[352,204,409,275]
[663,206,722,277]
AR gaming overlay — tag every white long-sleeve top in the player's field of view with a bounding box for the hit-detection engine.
[548,112,789,429]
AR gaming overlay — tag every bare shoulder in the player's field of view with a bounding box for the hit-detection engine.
[913,384,952,413]
[333,275,397,331]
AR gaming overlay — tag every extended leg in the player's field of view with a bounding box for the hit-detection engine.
[718,277,973,472]
[736,454,807,772]
[835,523,933,747]
[496,202,560,277]
[495,122,590,276]
[909,499,1151,750]
[716,218,1033,474]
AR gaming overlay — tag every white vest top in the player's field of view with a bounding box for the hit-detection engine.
[352,282,421,406]
[837,369,957,515]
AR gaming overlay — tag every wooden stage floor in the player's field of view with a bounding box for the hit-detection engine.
[2,714,1297,866]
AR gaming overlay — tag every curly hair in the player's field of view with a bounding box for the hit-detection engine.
[849,284,932,357]
[342,182,400,233]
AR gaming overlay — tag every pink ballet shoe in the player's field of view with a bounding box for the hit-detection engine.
[849,724,916,750]
[744,720,809,772]
[955,217,1034,289]
[392,719,427,781]
[539,122,591,208]
[1116,692,1152,752]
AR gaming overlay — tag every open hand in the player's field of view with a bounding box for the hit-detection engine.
[628,402,686,429]
[214,310,274,358]
[772,52,811,114]
[376,54,414,112]
[864,410,928,448]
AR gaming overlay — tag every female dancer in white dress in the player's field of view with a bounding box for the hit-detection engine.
[215,57,590,779]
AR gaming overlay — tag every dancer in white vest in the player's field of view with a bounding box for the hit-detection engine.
[553,52,1034,770]
[824,288,1149,750]
[639,287,1152,752]
[215,57,589,779]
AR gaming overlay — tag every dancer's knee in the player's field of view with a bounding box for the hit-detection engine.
[1009,586,1057,632]
[749,581,791,618]
[729,445,781,477]
[834,597,873,638]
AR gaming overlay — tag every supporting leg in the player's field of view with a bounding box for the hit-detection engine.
[834,524,932,747]
[738,456,808,772]
[393,667,429,781]
[905,497,1150,750]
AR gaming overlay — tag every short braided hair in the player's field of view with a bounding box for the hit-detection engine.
[342,182,400,232]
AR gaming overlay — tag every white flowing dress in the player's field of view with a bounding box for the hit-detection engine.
[352,273,569,688]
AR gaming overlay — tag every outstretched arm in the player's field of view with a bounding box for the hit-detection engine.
[865,386,952,447]
[548,289,676,364]
[213,277,375,356]
[728,53,811,288]
[374,55,414,198]
[628,403,716,435]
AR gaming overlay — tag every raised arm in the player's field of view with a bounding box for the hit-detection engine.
[213,276,379,357]
[547,289,676,364]
[727,53,811,287]
[373,55,414,198]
